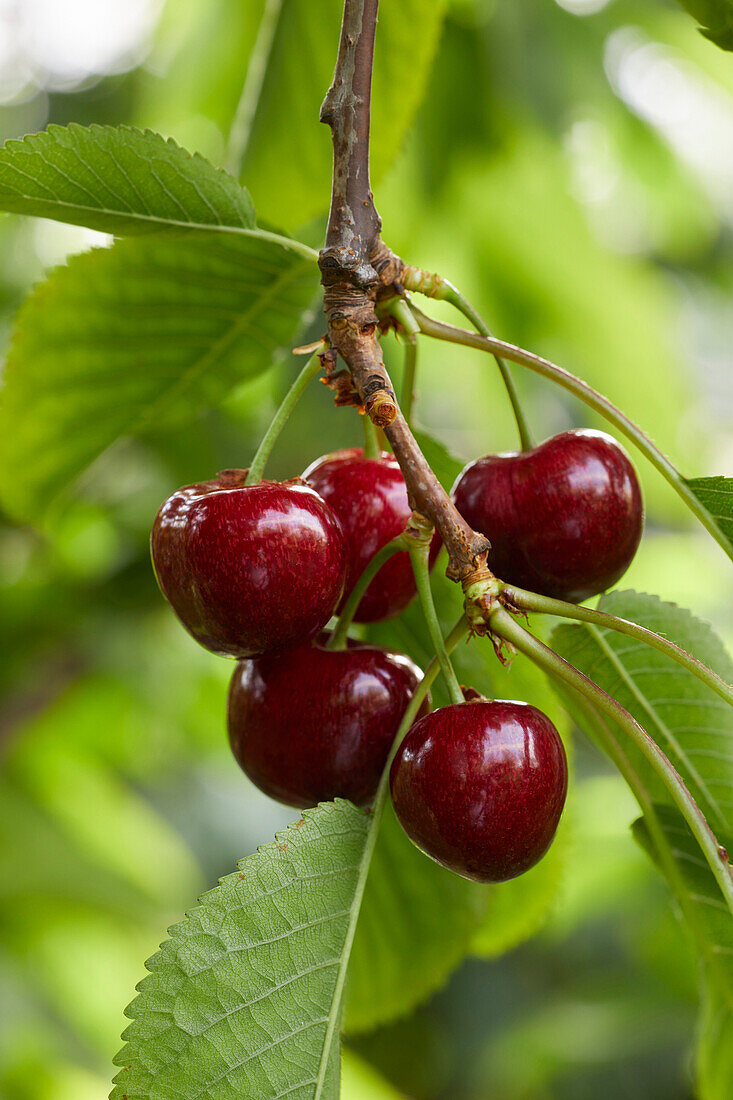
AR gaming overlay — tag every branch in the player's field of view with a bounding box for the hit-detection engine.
[320,0,382,288]
[318,0,490,582]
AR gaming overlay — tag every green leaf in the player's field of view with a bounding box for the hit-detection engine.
[112,799,370,1100]
[551,590,733,838]
[0,231,319,521]
[676,0,733,50]
[0,124,257,236]
[686,477,733,557]
[142,0,448,230]
[633,805,733,1099]
[346,802,486,1034]
[112,790,490,1097]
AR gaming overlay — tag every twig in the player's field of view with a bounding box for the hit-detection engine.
[318,0,490,582]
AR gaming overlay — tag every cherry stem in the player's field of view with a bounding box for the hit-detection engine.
[362,413,381,459]
[390,298,420,426]
[442,287,534,451]
[502,584,733,708]
[324,613,470,1069]
[410,543,465,706]
[326,539,403,651]
[564,693,712,932]
[244,350,324,486]
[411,305,732,561]
[382,616,471,775]
[489,606,733,915]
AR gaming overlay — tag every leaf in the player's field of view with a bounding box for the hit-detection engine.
[676,0,733,50]
[345,802,486,1034]
[0,231,319,521]
[112,790,490,1097]
[112,799,370,1100]
[0,124,257,236]
[633,805,733,1099]
[686,477,733,557]
[551,590,733,837]
[141,0,448,230]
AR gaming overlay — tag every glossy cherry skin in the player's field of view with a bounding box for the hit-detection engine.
[151,471,347,658]
[452,429,643,603]
[303,447,440,622]
[228,636,425,808]
[390,698,568,883]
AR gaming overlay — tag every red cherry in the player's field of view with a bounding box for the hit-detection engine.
[228,636,425,808]
[452,429,643,602]
[303,447,439,622]
[151,471,347,658]
[390,698,567,883]
[451,429,638,602]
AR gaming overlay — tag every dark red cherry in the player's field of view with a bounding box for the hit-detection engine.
[390,698,567,883]
[452,429,643,602]
[303,447,440,622]
[228,636,425,808]
[151,471,347,658]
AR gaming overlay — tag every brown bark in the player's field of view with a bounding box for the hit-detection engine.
[318,0,491,582]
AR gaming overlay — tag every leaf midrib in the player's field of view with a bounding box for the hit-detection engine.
[0,187,319,260]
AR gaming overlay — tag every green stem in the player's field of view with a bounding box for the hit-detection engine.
[410,544,464,705]
[314,614,468,1096]
[565,693,710,930]
[402,336,418,425]
[412,306,731,560]
[390,298,420,425]
[490,606,733,915]
[503,585,733,709]
[383,617,471,773]
[442,286,534,451]
[245,351,324,486]
[362,413,381,459]
[326,539,403,650]
[225,0,283,176]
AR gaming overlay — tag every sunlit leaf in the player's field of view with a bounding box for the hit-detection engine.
[0,124,256,235]
[685,477,733,558]
[0,232,319,521]
[112,800,369,1100]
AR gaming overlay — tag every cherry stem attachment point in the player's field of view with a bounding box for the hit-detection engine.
[502,584,733,709]
[489,605,733,915]
[326,538,403,651]
[245,350,325,487]
[410,541,465,706]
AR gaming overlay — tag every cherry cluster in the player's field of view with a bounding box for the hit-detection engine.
[151,429,642,884]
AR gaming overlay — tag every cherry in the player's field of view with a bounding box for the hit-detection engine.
[452,429,643,602]
[303,447,439,622]
[228,636,425,808]
[151,471,347,658]
[390,697,567,883]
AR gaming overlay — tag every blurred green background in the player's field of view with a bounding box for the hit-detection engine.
[0,0,732,1097]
